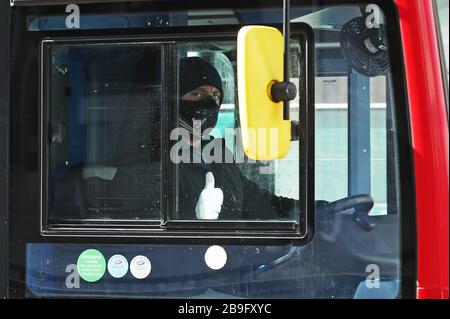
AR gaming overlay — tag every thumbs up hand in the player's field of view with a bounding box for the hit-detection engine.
[195,172,224,220]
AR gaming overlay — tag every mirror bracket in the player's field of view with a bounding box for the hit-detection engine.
[270,81,297,103]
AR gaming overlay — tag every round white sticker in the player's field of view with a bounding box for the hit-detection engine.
[130,255,151,279]
[204,245,227,270]
[107,254,129,279]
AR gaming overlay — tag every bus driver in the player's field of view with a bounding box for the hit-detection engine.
[175,57,299,221]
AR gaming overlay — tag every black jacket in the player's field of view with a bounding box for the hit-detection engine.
[177,138,298,220]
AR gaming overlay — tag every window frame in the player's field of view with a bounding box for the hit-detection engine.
[39,25,315,244]
[0,0,10,300]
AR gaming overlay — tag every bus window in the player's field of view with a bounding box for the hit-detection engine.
[46,43,163,223]
[42,36,309,233]
[171,41,301,222]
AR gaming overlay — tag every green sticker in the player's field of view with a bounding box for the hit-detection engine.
[77,249,106,282]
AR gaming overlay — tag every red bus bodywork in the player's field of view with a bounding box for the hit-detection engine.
[0,0,448,299]
[397,0,449,299]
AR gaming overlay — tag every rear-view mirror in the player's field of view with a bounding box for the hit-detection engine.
[237,26,292,160]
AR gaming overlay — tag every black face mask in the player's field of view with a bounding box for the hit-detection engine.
[179,96,220,136]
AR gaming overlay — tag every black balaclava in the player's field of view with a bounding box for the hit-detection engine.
[178,57,224,136]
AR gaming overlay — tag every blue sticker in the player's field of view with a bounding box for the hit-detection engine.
[107,254,129,279]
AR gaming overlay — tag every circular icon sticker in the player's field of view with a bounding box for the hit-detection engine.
[204,245,227,270]
[77,249,106,282]
[130,255,151,279]
[107,254,129,279]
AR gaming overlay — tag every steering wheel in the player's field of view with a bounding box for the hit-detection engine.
[318,194,375,232]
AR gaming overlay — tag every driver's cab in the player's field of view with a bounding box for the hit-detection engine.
[7,0,416,299]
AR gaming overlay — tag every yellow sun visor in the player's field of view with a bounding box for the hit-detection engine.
[237,26,291,161]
